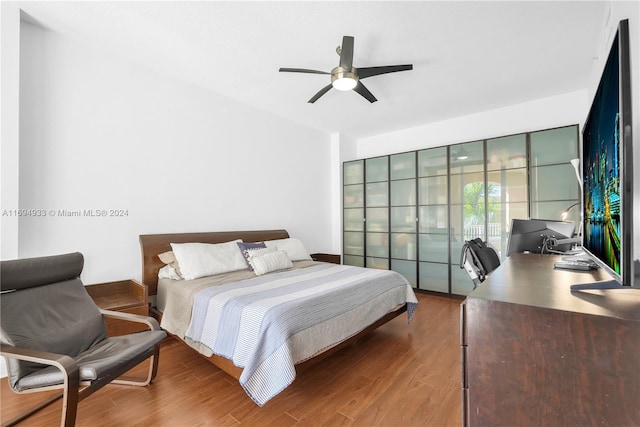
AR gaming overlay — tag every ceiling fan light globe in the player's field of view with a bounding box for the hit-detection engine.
[333,77,357,91]
[331,67,358,91]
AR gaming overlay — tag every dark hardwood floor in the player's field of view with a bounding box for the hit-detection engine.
[1,293,462,426]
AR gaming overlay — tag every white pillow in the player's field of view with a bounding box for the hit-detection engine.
[248,246,277,259]
[170,240,247,280]
[264,238,312,261]
[250,250,293,276]
[158,264,183,281]
[157,250,183,277]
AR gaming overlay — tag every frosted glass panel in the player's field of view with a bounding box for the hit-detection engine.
[391,233,416,260]
[366,182,388,207]
[531,201,580,231]
[366,157,388,182]
[486,134,527,171]
[366,232,389,258]
[391,207,416,232]
[450,238,465,263]
[488,202,528,259]
[449,141,484,174]
[344,208,364,231]
[391,152,416,180]
[343,184,363,208]
[343,232,364,256]
[344,160,364,185]
[391,260,417,287]
[418,205,448,234]
[343,255,364,267]
[419,234,449,262]
[366,208,388,232]
[530,164,580,201]
[490,203,528,230]
[450,172,484,205]
[450,205,485,241]
[418,147,448,177]
[487,169,528,203]
[419,176,448,205]
[391,180,416,206]
[367,257,389,270]
[451,265,475,295]
[530,126,578,166]
[419,262,449,293]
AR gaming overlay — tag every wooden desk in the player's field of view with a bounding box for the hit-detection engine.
[461,253,640,426]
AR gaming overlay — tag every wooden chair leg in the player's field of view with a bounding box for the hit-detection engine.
[60,378,79,427]
[112,347,160,387]
[150,345,161,381]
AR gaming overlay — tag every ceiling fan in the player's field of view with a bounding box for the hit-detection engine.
[279,35,413,103]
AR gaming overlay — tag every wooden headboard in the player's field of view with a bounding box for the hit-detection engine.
[139,229,290,296]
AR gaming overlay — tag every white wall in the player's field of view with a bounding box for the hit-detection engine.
[355,90,587,159]
[0,0,22,382]
[15,21,334,284]
[1,3,21,261]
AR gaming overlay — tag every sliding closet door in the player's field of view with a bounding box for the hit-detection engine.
[529,126,580,232]
[417,147,449,292]
[343,160,365,267]
[365,157,389,269]
[486,134,528,260]
[390,152,417,286]
[449,141,485,295]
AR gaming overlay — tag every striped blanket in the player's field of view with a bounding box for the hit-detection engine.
[184,263,418,406]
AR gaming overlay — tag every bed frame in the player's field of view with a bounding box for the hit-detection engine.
[139,229,407,380]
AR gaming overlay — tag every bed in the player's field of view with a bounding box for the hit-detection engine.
[139,229,418,405]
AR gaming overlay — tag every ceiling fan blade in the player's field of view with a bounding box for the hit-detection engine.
[353,81,377,103]
[308,84,333,103]
[339,36,354,70]
[279,68,330,75]
[358,64,413,79]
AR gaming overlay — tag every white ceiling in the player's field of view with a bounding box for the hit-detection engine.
[18,1,607,139]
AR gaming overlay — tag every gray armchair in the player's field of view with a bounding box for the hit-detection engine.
[0,252,167,426]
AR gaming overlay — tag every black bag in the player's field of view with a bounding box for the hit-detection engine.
[460,238,501,288]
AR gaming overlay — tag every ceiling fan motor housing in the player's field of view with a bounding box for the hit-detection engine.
[331,66,358,91]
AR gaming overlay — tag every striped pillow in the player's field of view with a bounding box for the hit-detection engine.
[250,250,293,276]
[237,241,267,271]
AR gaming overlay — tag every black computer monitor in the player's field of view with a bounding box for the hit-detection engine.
[580,19,634,288]
[507,219,577,256]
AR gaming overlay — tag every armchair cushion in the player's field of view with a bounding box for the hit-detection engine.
[2,277,107,389]
[13,331,167,392]
[1,252,84,291]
